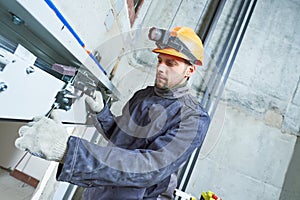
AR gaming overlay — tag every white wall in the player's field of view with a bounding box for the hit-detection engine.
[52,0,131,73]
[0,121,26,169]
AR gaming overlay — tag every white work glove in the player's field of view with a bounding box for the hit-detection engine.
[15,110,69,163]
[85,90,104,113]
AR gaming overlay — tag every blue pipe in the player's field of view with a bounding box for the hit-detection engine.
[44,0,85,47]
[44,0,107,75]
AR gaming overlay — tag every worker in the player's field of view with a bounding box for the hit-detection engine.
[15,26,210,199]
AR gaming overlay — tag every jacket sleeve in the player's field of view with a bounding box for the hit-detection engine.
[94,104,116,139]
[94,88,150,140]
[56,109,210,188]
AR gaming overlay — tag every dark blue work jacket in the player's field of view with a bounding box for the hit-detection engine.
[56,85,210,199]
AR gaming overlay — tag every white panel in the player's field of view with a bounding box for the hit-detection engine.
[0,45,90,123]
[0,46,65,120]
[16,0,115,92]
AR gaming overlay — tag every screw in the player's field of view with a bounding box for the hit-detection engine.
[26,66,35,74]
[0,82,8,92]
[62,97,69,104]
[94,51,102,62]
[11,14,25,25]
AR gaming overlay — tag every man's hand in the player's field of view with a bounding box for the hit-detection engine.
[85,90,104,113]
[15,110,69,163]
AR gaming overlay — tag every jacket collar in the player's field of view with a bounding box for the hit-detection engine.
[154,82,190,99]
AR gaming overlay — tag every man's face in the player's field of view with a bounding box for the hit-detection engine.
[155,53,195,89]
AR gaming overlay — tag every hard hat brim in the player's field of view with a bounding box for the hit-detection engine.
[152,48,202,66]
[152,48,190,62]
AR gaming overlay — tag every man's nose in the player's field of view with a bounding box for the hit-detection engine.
[157,63,166,73]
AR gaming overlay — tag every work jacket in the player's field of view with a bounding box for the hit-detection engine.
[56,85,210,199]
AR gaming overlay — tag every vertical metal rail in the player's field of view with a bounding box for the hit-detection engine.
[210,0,257,118]
[168,0,184,30]
[197,0,227,47]
[205,0,250,114]
[177,0,257,194]
[201,0,246,110]
[177,0,227,191]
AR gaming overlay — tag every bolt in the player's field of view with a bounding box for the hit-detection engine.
[62,97,69,104]
[11,14,24,25]
[26,66,35,74]
[94,51,102,62]
[0,82,8,92]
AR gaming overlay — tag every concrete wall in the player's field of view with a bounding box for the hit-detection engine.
[188,104,296,199]
[184,0,300,199]
[226,1,300,198]
[224,0,300,136]
[131,0,300,199]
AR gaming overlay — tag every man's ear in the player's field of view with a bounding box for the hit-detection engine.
[185,65,196,77]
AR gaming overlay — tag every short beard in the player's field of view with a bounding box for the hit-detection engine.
[155,79,168,90]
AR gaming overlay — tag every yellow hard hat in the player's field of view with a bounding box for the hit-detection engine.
[150,26,204,66]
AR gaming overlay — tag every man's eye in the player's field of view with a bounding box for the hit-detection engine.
[166,61,176,67]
